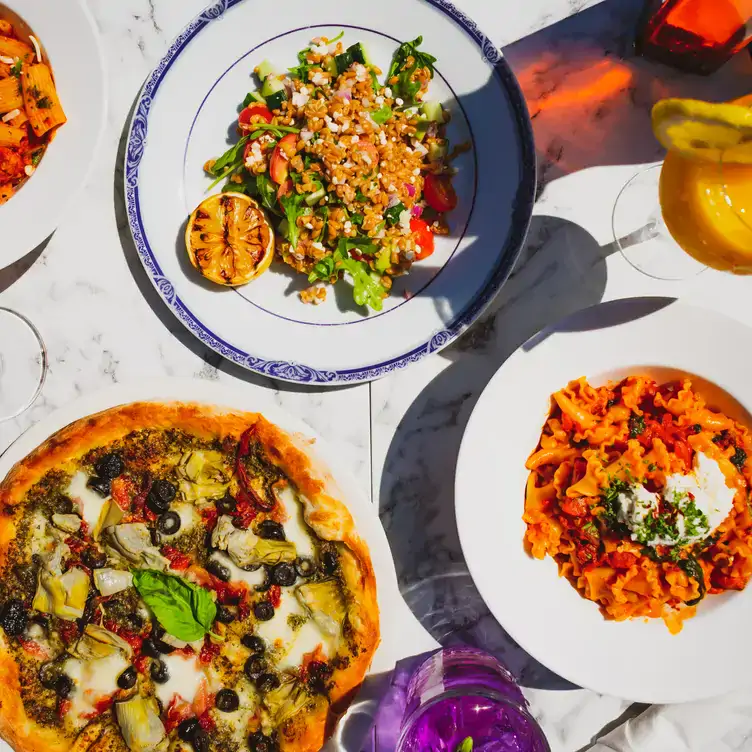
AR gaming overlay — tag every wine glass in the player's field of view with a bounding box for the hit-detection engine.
[0,307,47,423]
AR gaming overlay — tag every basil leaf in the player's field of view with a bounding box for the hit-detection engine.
[132,569,217,642]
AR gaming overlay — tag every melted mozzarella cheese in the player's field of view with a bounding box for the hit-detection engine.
[276,485,315,559]
[154,652,207,708]
[255,589,333,671]
[66,472,107,531]
[64,652,129,721]
[210,552,266,589]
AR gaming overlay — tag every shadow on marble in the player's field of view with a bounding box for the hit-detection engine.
[112,100,357,393]
[377,213,624,691]
[503,0,752,195]
[0,236,50,295]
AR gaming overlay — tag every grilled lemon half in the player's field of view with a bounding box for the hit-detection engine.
[186,192,275,286]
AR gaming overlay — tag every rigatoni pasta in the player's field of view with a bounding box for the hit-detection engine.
[0,19,66,204]
[524,376,752,634]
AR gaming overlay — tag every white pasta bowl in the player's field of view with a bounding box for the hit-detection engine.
[456,297,752,703]
[0,0,106,269]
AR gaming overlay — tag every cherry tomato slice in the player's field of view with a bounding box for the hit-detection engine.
[423,173,458,213]
[410,217,435,260]
[238,104,273,131]
[270,132,297,185]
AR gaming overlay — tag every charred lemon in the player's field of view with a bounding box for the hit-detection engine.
[186,193,274,286]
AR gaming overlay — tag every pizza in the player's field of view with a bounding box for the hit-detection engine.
[0,403,379,752]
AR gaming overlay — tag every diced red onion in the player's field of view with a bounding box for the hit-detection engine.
[387,194,401,209]
[334,89,352,102]
[412,205,424,217]
[405,183,416,198]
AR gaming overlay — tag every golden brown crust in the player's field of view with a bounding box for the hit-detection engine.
[0,402,380,752]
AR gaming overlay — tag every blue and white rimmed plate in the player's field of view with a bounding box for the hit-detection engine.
[124,0,535,385]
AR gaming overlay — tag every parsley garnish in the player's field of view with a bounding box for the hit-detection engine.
[628,412,645,438]
[9,59,21,77]
[30,149,43,166]
[598,478,631,531]
[36,96,51,109]
[731,447,747,470]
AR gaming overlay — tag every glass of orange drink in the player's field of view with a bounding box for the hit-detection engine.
[613,94,752,279]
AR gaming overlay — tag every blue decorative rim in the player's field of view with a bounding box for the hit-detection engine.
[124,0,536,385]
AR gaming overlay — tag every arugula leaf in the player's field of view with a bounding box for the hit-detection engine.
[256,173,280,215]
[386,36,437,103]
[371,106,393,124]
[279,191,309,249]
[211,135,250,175]
[384,202,406,227]
[339,235,378,255]
[132,569,217,642]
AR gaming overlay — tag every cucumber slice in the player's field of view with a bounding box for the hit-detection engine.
[421,100,445,123]
[325,57,338,77]
[242,91,266,107]
[335,50,354,75]
[347,42,371,66]
[428,141,448,162]
[266,89,288,111]
[261,76,285,98]
[415,118,431,142]
[256,59,277,81]
[305,187,326,206]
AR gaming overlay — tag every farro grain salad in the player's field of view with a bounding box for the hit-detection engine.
[186,34,468,311]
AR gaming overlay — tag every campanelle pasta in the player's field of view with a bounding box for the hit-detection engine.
[523,376,752,634]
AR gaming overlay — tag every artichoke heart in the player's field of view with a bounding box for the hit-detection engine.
[115,695,166,752]
[262,677,310,725]
[33,566,90,620]
[105,524,169,570]
[51,513,82,534]
[93,498,124,541]
[178,451,229,502]
[241,538,296,567]
[212,516,295,569]
[93,568,133,596]
[72,623,133,660]
[295,580,346,638]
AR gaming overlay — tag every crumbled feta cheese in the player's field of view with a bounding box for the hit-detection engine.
[343,161,354,169]
[24,164,35,177]
[399,209,412,231]
[377,172,383,179]
[311,42,330,56]
[361,98,371,107]
[244,141,264,168]
[344,221,352,232]
[378,131,387,145]
[311,71,328,86]
[395,97,404,106]
[384,87,393,98]
[292,91,310,108]
[413,141,429,156]
[305,222,314,230]
[300,129,314,142]
[410,176,416,183]
[354,64,367,82]
[413,168,421,176]
[326,119,340,133]
[388,184,396,192]
[341,120,350,132]
[351,136,360,144]
[375,96,385,106]
[312,241,326,252]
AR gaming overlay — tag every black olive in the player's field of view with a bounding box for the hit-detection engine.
[81,548,108,569]
[294,558,316,578]
[256,673,281,693]
[178,717,200,742]
[254,566,272,593]
[0,598,27,636]
[253,601,275,622]
[86,476,111,497]
[270,562,296,587]
[146,495,169,515]
[148,480,177,512]
[157,511,181,535]
[322,550,338,575]
[150,659,169,684]
[241,635,265,653]
[95,453,125,480]
[192,728,210,752]
[14,563,38,593]
[117,666,137,690]
[216,605,235,624]
[216,493,237,515]
[55,674,73,698]
[150,528,162,547]
[215,688,239,713]
[39,661,62,690]
[256,520,285,541]
[53,495,73,515]
[141,637,161,658]
[248,730,279,752]
[244,655,267,680]
[306,661,333,694]
[206,559,231,582]
[149,627,176,655]
[122,613,143,633]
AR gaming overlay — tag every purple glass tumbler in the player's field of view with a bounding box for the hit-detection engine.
[396,647,549,752]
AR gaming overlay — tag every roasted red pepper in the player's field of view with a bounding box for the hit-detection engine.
[236,426,275,512]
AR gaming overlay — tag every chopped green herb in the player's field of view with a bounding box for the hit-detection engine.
[350,212,364,226]
[693,423,702,433]
[35,96,51,109]
[647,463,657,472]
[606,398,617,408]
[731,447,747,470]
[30,149,43,166]
[354,189,368,203]
[599,478,631,531]
[9,59,21,77]
[628,413,645,438]
[384,201,405,226]
[371,105,393,124]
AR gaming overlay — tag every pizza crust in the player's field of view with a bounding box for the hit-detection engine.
[0,403,381,752]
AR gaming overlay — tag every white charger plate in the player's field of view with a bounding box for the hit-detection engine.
[0,379,437,751]
[0,0,106,268]
[124,0,535,384]
[455,298,752,704]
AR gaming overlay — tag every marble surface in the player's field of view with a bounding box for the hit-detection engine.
[2,0,752,750]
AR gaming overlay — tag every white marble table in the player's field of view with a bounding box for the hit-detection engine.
[3,0,752,750]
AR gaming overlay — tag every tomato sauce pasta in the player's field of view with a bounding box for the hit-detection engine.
[523,376,752,634]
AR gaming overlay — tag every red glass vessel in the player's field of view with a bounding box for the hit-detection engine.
[636,0,752,74]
